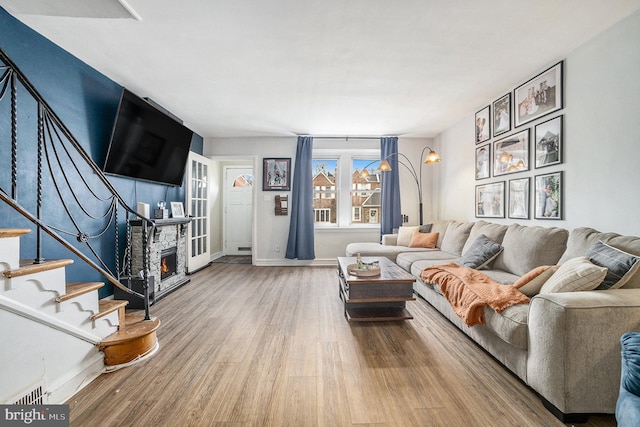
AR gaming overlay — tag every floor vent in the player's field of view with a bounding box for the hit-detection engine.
[11,383,44,405]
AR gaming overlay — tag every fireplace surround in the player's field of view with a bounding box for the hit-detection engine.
[130,217,191,301]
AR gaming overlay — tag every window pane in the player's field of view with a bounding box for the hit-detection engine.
[351,159,382,224]
[312,159,338,224]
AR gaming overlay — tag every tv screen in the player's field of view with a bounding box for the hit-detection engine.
[103,88,193,186]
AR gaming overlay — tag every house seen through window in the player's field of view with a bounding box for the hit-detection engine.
[312,155,382,226]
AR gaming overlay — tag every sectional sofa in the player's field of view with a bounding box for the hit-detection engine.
[345,220,640,422]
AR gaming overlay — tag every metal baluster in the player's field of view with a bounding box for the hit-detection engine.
[142,220,150,321]
[34,103,44,264]
[114,205,120,280]
[10,71,17,200]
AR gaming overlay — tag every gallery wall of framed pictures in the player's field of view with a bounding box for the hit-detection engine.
[475,61,564,220]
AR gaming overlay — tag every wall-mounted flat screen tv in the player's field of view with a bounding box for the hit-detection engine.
[103,88,193,186]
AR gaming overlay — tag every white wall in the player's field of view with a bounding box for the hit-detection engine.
[204,136,434,264]
[435,9,640,237]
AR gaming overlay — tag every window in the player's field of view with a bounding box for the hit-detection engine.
[352,206,362,222]
[312,159,338,224]
[312,149,381,227]
[314,208,331,223]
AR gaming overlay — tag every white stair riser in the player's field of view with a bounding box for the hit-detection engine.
[2,267,67,295]
[92,312,121,337]
[57,292,101,332]
[0,236,21,270]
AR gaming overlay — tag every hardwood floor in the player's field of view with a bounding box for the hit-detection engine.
[67,264,617,426]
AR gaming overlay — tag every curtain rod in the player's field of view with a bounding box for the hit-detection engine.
[300,135,396,141]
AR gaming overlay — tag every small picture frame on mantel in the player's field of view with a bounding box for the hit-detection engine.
[170,201,185,218]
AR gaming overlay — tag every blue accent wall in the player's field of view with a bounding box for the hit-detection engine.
[0,7,203,297]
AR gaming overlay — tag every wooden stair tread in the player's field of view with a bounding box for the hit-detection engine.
[58,281,105,302]
[3,259,74,278]
[99,316,161,366]
[91,299,128,321]
[0,228,31,238]
[99,316,160,346]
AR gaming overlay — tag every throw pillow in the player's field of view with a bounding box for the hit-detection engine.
[397,226,419,246]
[513,265,559,297]
[409,232,439,249]
[587,240,640,290]
[458,234,503,269]
[419,224,433,233]
[539,256,608,293]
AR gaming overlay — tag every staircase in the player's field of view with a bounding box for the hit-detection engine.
[0,228,160,404]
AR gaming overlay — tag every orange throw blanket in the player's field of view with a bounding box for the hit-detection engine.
[419,263,530,327]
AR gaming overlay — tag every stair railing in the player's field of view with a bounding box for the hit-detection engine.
[0,48,153,320]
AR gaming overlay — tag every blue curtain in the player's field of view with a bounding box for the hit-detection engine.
[380,137,402,235]
[285,136,315,260]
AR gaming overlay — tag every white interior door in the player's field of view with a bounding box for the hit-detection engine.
[224,166,253,255]
[185,152,211,273]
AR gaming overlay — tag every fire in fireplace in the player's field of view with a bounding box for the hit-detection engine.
[160,247,178,281]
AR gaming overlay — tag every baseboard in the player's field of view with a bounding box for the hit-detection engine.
[46,351,105,404]
[253,258,338,267]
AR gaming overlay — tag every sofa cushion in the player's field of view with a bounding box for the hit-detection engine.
[539,256,607,293]
[397,226,420,246]
[587,240,640,290]
[461,220,509,255]
[482,303,529,350]
[429,220,452,248]
[410,257,460,278]
[381,234,398,245]
[402,252,459,273]
[513,265,559,297]
[409,232,439,248]
[440,221,474,256]
[345,242,434,262]
[458,234,503,269]
[492,224,568,276]
[482,269,521,285]
[559,228,640,288]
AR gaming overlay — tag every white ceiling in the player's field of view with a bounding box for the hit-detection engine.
[2,0,640,138]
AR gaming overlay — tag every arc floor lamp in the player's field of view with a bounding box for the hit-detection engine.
[361,146,441,225]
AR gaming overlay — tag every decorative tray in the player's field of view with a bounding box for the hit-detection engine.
[347,264,381,277]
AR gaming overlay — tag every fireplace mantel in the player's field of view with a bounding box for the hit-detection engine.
[130,218,191,302]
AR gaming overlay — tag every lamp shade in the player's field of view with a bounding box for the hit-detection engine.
[379,160,392,171]
[424,150,441,164]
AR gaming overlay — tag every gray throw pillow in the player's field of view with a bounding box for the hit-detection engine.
[587,240,640,290]
[459,234,503,269]
[419,223,433,233]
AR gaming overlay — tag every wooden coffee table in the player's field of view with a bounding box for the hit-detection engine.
[337,256,416,321]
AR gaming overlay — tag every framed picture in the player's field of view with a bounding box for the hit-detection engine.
[262,158,291,191]
[475,144,491,180]
[535,115,563,168]
[170,202,185,218]
[475,105,491,144]
[493,93,511,137]
[508,178,530,219]
[535,171,563,219]
[493,129,529,177]
[475,182,505,218]
[514,61,563,127]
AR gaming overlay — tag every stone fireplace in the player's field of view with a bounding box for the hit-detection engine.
[130,218,191,301]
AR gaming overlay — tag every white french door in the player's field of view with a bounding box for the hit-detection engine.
[185,152,211,273]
